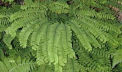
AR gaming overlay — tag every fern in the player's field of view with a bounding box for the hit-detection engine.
[112,48,122,68]
[0,0,122,72]
[0,58,34,72]
[0,6,19,32]
[72,36,112,72]
[63,58,81,72]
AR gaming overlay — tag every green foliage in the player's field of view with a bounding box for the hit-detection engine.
[2,0,14,2]
[0,57,34,72]
[0,6,19,32]
[112,48,122,68]
[0,0,122,72]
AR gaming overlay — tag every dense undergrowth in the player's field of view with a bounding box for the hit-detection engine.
[0,0,122,72]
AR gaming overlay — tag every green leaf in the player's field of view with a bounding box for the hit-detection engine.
[112,49,122,68]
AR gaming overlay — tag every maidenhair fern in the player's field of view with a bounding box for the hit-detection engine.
[0,57,34,72]
[0,0,122,72]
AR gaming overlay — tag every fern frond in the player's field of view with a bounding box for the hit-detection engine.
[0,58,34,72]
[63,58,81,72]
[48,1,69,14]
[77,44,111,72]
[112,48,122,68]
[78,10,115,20]
[36,23,75,72]
[0,7,19,32]
[70,20,92,51]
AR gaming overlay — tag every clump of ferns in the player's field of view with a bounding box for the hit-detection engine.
[2,1,121,72]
